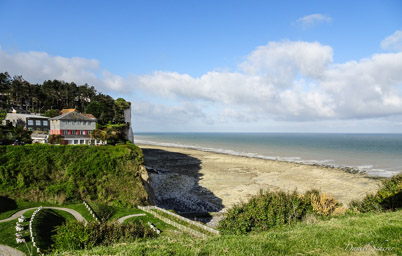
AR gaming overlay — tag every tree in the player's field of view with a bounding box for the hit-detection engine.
[44,109,60,118]
[48,134,64,144]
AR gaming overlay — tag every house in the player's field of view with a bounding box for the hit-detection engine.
[2,113,50,132]
[31,132,48,144]
[49,111,99,145]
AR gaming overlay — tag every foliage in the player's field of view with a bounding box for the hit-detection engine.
[52,220,155,251]
[0,196,17,213]
[0,124,32,145]
[33,209,67,252]
[218,190,318,234]
[0,144,148,207]
[350,174,402,213]
[48,134,64,144]
[0,72,129,125]
[50,210,402,256]
[0,109,6,122]
[90,123,128,145]
[310,192,338,216]
[44,109,60,118]
[90,202,115,221]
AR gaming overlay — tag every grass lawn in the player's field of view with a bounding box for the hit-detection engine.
[151,208,213,236]
[109,206,147,221]
[0,208,79,256]
[0,206,81,255]
[124,213,177,236]
[52,209,402,256]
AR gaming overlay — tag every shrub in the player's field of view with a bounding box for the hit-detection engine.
[349,174,402,213]
[377,173,402,210]
[218,190,315,234]
[0,196,17,212]
[32,209,66,252]
[0,144,148,206]
[90,203,115,221]
[310,192,338,216]
[52,220,155,251]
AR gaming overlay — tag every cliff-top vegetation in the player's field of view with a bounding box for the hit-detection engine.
[0,143,149,207]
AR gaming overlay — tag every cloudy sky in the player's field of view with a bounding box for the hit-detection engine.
[1,0,402,133]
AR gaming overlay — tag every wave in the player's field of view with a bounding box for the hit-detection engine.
[135,139,399,177]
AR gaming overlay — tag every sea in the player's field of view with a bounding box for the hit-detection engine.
[134,133,402,178]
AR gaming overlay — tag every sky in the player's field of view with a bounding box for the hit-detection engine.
[1,0,402,133]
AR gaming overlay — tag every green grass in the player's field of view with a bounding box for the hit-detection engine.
[152,209,213,236]
[109,206,146,221]
[0,209,80,256]
[124,213,177,236]
[51,209,402,256]
[64,203,95,222]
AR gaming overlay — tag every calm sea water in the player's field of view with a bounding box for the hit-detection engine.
[135,133,402,177]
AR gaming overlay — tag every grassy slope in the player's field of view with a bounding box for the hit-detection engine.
[0,209,77,256]
[54,210,402,256]
[0,144,148,207]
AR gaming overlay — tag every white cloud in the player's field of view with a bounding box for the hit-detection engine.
[381,30,402,51]
[0,46,127,93]
[1,34,402,132]
[296,14,332,27]
[132,41,402,122]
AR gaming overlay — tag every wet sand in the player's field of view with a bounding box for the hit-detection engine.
[139,144,382,211]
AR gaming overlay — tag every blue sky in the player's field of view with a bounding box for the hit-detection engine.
[1,0,402,132]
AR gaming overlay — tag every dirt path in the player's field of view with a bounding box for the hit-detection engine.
[0,207,87,223]
[117,213,146,224]
[0,245,24,256]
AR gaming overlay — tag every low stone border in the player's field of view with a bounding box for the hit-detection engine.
[82,201,100,223]
[139,206,220,236]
[139,206,218,238]
[29,206,44,255]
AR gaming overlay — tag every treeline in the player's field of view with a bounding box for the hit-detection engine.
[0,72,130,125]
[0,144,149,207]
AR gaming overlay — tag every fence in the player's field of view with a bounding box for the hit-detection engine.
[138,205,220,238]
[82,200,100,223]
[28,206,44,255]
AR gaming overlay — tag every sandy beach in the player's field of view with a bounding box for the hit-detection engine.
[139,144,382,212]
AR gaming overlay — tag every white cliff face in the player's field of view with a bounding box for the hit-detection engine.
[124,106,134,143]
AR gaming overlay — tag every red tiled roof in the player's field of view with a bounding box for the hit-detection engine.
[82,113,96,119]
[60,109,76,115]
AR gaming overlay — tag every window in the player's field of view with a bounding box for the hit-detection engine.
[63,130,68,135]
[72,130,77,135]
[35,120,41,126]
[74,140,78,144]
[28,120,34,125]
[43,120,48,126]
[80,140,84,144]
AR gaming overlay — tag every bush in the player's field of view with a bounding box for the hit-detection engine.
[52,220,155,251]
[310,192,338,216]
[90,203,115,221]
[32,209,66,252]
[349,174,402,213]
[218,190,315,234]
[0,144,148,207]
[0,196,17,212]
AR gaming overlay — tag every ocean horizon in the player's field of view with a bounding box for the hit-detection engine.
[135,132,402,178]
